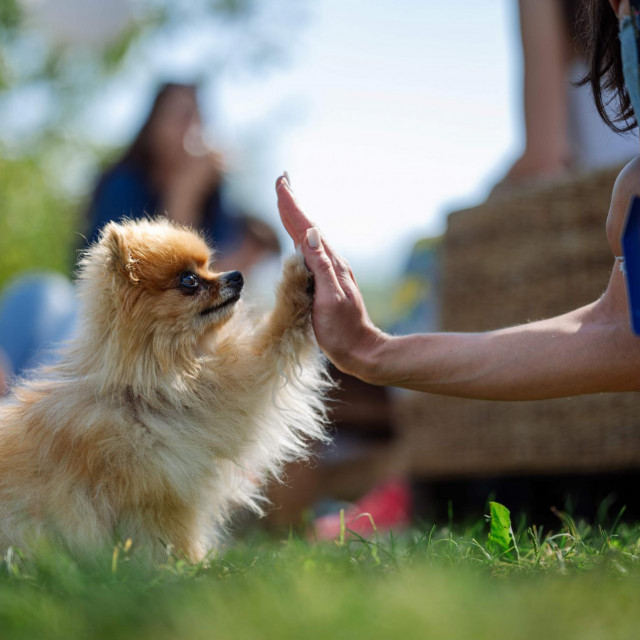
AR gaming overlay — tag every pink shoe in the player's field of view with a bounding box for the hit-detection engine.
[312,479,412,541]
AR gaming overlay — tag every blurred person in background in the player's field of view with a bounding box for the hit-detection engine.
[492,0,637,197]
[87,82,244,258]
[0,82,282,392]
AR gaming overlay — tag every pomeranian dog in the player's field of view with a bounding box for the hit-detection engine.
[0,219,329,561]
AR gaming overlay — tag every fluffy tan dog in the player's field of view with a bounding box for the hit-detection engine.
[0,219,329,561]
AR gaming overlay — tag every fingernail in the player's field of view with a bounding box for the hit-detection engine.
[283,170,291,186]
[276,175,289,191]
[307,227,320,248]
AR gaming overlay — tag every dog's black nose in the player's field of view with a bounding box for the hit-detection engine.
[222,270,244,290]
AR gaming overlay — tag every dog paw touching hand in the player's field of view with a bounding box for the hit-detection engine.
[276,252,314,327]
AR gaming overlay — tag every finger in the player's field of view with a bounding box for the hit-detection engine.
[317,236,357,291]
[274,175,357,289]
[275,177,315,247]
[303,228,345,300]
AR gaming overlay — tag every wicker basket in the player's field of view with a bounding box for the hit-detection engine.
[394,166,640,478]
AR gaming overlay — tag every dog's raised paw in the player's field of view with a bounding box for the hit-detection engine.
[279,253,314,321]
[283,253,313,292]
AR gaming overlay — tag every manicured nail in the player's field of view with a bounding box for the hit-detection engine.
[307,227,320,248]
[283,170,291,186]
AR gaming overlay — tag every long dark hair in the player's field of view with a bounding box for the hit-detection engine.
[86,82,201,235]
[578,0,636,131]
[121,82,199,170]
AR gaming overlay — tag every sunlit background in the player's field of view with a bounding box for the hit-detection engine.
[104,0,519,282]
[1,0,522,285]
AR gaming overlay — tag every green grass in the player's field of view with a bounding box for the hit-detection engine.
[0,505,639,640]
[0,152,79,289]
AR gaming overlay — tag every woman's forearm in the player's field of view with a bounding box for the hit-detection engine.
[275,175,640,400]
[358,300,640,400]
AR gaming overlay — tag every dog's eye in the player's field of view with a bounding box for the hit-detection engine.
[179,272,200,293]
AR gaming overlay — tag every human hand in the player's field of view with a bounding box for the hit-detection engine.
[166,152,223,226]
[176,152,223,194]
[275,175,386,381]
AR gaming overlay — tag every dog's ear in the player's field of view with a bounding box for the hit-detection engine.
[101,222,138,282]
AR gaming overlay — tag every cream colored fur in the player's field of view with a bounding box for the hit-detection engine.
[0,219,329,561]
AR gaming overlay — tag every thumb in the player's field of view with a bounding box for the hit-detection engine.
[301,228,344,298]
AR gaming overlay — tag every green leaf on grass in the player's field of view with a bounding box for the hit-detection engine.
[488,501,514,558]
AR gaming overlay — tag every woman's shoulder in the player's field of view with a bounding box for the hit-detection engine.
[608,156,640,256]
[87,160,157,244]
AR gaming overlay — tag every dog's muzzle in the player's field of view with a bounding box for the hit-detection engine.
[220,270,244,295]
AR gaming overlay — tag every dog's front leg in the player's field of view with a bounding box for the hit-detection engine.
[254,252,315,362]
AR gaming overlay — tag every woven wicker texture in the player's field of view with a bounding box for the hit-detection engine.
[395,167,640,478]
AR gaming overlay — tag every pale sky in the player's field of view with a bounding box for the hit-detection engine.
[84,0,521,282]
